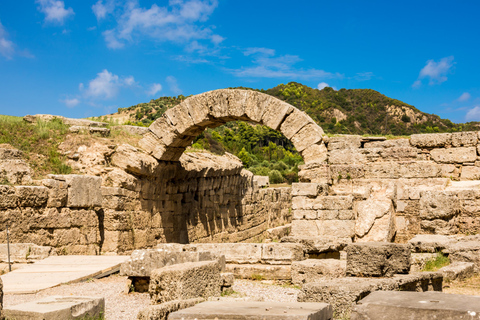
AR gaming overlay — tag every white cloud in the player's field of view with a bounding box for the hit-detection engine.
[230,49,342,80]
[466,106,480,122]
[413,56,454,87]
[61,98,80,108]
[82,69,135,99]
[0,21,14,59]
[92,0,116,20]
[458,92,471,102]
[166,76,182,95]
[317,82,329,90]
[36,0,74,25]
[100,0,221,50]
[147,83,162,96]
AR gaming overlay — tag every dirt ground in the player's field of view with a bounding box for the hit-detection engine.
[443,275,480,296]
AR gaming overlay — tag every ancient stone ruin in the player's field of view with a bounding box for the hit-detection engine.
[2,89,480,319]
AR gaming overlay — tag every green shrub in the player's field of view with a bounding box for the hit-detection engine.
[423,252,450,271]
[269,170,284,184]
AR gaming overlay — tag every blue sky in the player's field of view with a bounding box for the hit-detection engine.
[1,1,479,123]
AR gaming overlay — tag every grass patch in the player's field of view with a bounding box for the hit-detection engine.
[423,252,450,271]
[250,274,265,281]
[0,116,72,179]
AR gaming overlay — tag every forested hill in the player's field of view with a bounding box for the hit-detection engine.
[112,82,478,136]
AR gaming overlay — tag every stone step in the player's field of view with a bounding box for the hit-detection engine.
[225,264,291,280]
[292,259,346,285]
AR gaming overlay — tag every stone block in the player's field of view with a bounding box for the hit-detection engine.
[149,260,222,304]
[261,100,293,130]
[355,198,395,242]
[328,149,366,164]
[225,264,291,280]
[408,234,454,253]
[169,301,333,320]
[120,249,224,277]
[298,162,329,183]
[290,123,323,152]
[253,175,269,187]
[3,296,104,320]
[397,161,442,178]
[439,261,475,281]
[327,135,362,150]
[220,272,234,287]
[0,185,17,208]
[185,243,262,264]
[280,236,352,254]
[279,108,313,139]
[14,186,48,207]
[430,147,477,164]
[292,259,346,285]
[291,183,328,197]
[60,175,102,208]
[419,190,458,220]
[351,291,480,320]
[261,243,304,264]
[329,164,365,180]
[461,165,480,180]
[300,142,328,164]
[364,139,410,148]
[445,236,480,270]
[410,133,451,148]
[0,159,32,184]
[346,242,411,277]
[317,220,355,238]
[378,147,419,161]
[314,196,354,210]
[111,144,159,176]
[451,131,478,147]
[137,298,204,320]
[42,179,68,207]
[0,243,53,263]
[298,272,442,318]
[265,224,291,240]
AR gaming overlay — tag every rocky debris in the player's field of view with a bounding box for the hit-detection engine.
[253,175,269,188]
[298,272,442,318]
[23,114,108,127]
[137,298,204,320]
[0,156,32,185]
[439,261,475,281]
[149,260,222,304]
[225,264,291,280]
[3,296,105,320]
[408,234,454,253]
[291,259,346,285]
[69,126,110,136]
[355,198,395,242]
[0,243,53,263]
[346,242,411,277]
[111,125,149,135]
[280,236,351,255]
[351,291,480,320]
[168,301,333,320]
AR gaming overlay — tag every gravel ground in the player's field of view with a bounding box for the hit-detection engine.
[3,276,301,320]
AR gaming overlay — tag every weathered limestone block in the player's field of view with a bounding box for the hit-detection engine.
[110,125,149,135]
[396,178,449,200]
[220,272,234,287]
[298,162,329,183]
[137,298,204,320]
[0,243,53,263]
[439,261,475,281]
[398,161,443,178]
[327,135,362,150]
[378,147,419,161]
[253,175,269,187]
[138,131,167,159]
[315,195,354,210]
[0,159,32,185]
[364,138,410,148]
[408,234,454,253]
[3,296,104,320]
[291,183,328,197]
[164,103,196,135]
[461,165,480,180]
[291,220,319,237]
[279,108,313,139]
[149,260,222,304]
[185,243,262,264]
[14,186,48,207]
[105,168,140,191]
[451,131,478,147]
[226,264,291,280]
[244,90,270,123]
[261,99,293,130]
[346,242,411,277]
[445,236,480,269]
[0,185,17,208]
[281,236,352,254]
[410,133,451,148]
[330,164,365,180]
[317,220,355,238]
[355,198,395,242]
[293,209,318,220]
[364,162,399,179]
[300,142,328,164]
[419,190,459,220]
[111,144,159,176]
[265,224,291,240]
[54,175,103,208]
[299,273,442,318]
[328,149,366,164]
[351,291,480,320]
[0,146,23,159]
[290,123,323,152]
[42,179,68,207]
[430,147,477,164]
[261,243,304,265]
[292,259,346,285]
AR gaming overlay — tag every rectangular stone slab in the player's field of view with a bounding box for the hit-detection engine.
[351,291,480,320]
[168,301,333,320]
[3,296,104,320]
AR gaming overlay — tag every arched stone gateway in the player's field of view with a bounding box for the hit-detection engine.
[139,89,327,164]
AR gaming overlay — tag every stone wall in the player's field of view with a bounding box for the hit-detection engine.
[294,132,480,242]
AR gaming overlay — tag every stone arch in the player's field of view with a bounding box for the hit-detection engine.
[139,89,326,164]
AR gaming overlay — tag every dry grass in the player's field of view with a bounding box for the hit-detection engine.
[444,275,480,296]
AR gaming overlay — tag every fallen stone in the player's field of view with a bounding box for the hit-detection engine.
[265,224,291,240]
[298,272,442,318]
[346,242,411,277]
[149,260,222,304]
[439,261,475,281]
[137,298,204,320]
[3,296,104,320]
[351,291,480,320]
[225,264,291,280]
[168,301,333,320]
[292,259,346,285]
[408,234,454,253]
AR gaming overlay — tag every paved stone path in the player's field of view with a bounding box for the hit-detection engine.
[1,255,129,294]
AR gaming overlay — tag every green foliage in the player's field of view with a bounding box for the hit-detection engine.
[423,252,450,271]
[269,170,284,184]
[251,274,265,281]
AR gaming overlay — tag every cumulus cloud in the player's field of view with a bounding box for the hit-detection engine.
[61,98,80,108]
[36,0,74,25]
[317,82,329,90]
[166,76,182,95]
[413,56,455,87]
[92,0,116,20]
[81,69,135,99]
[230,48,342,80]
[99,0,222,50]
[466,106,480,122]
[147,83,162,96]
[0,21,14,59]
[458,92,471,102]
